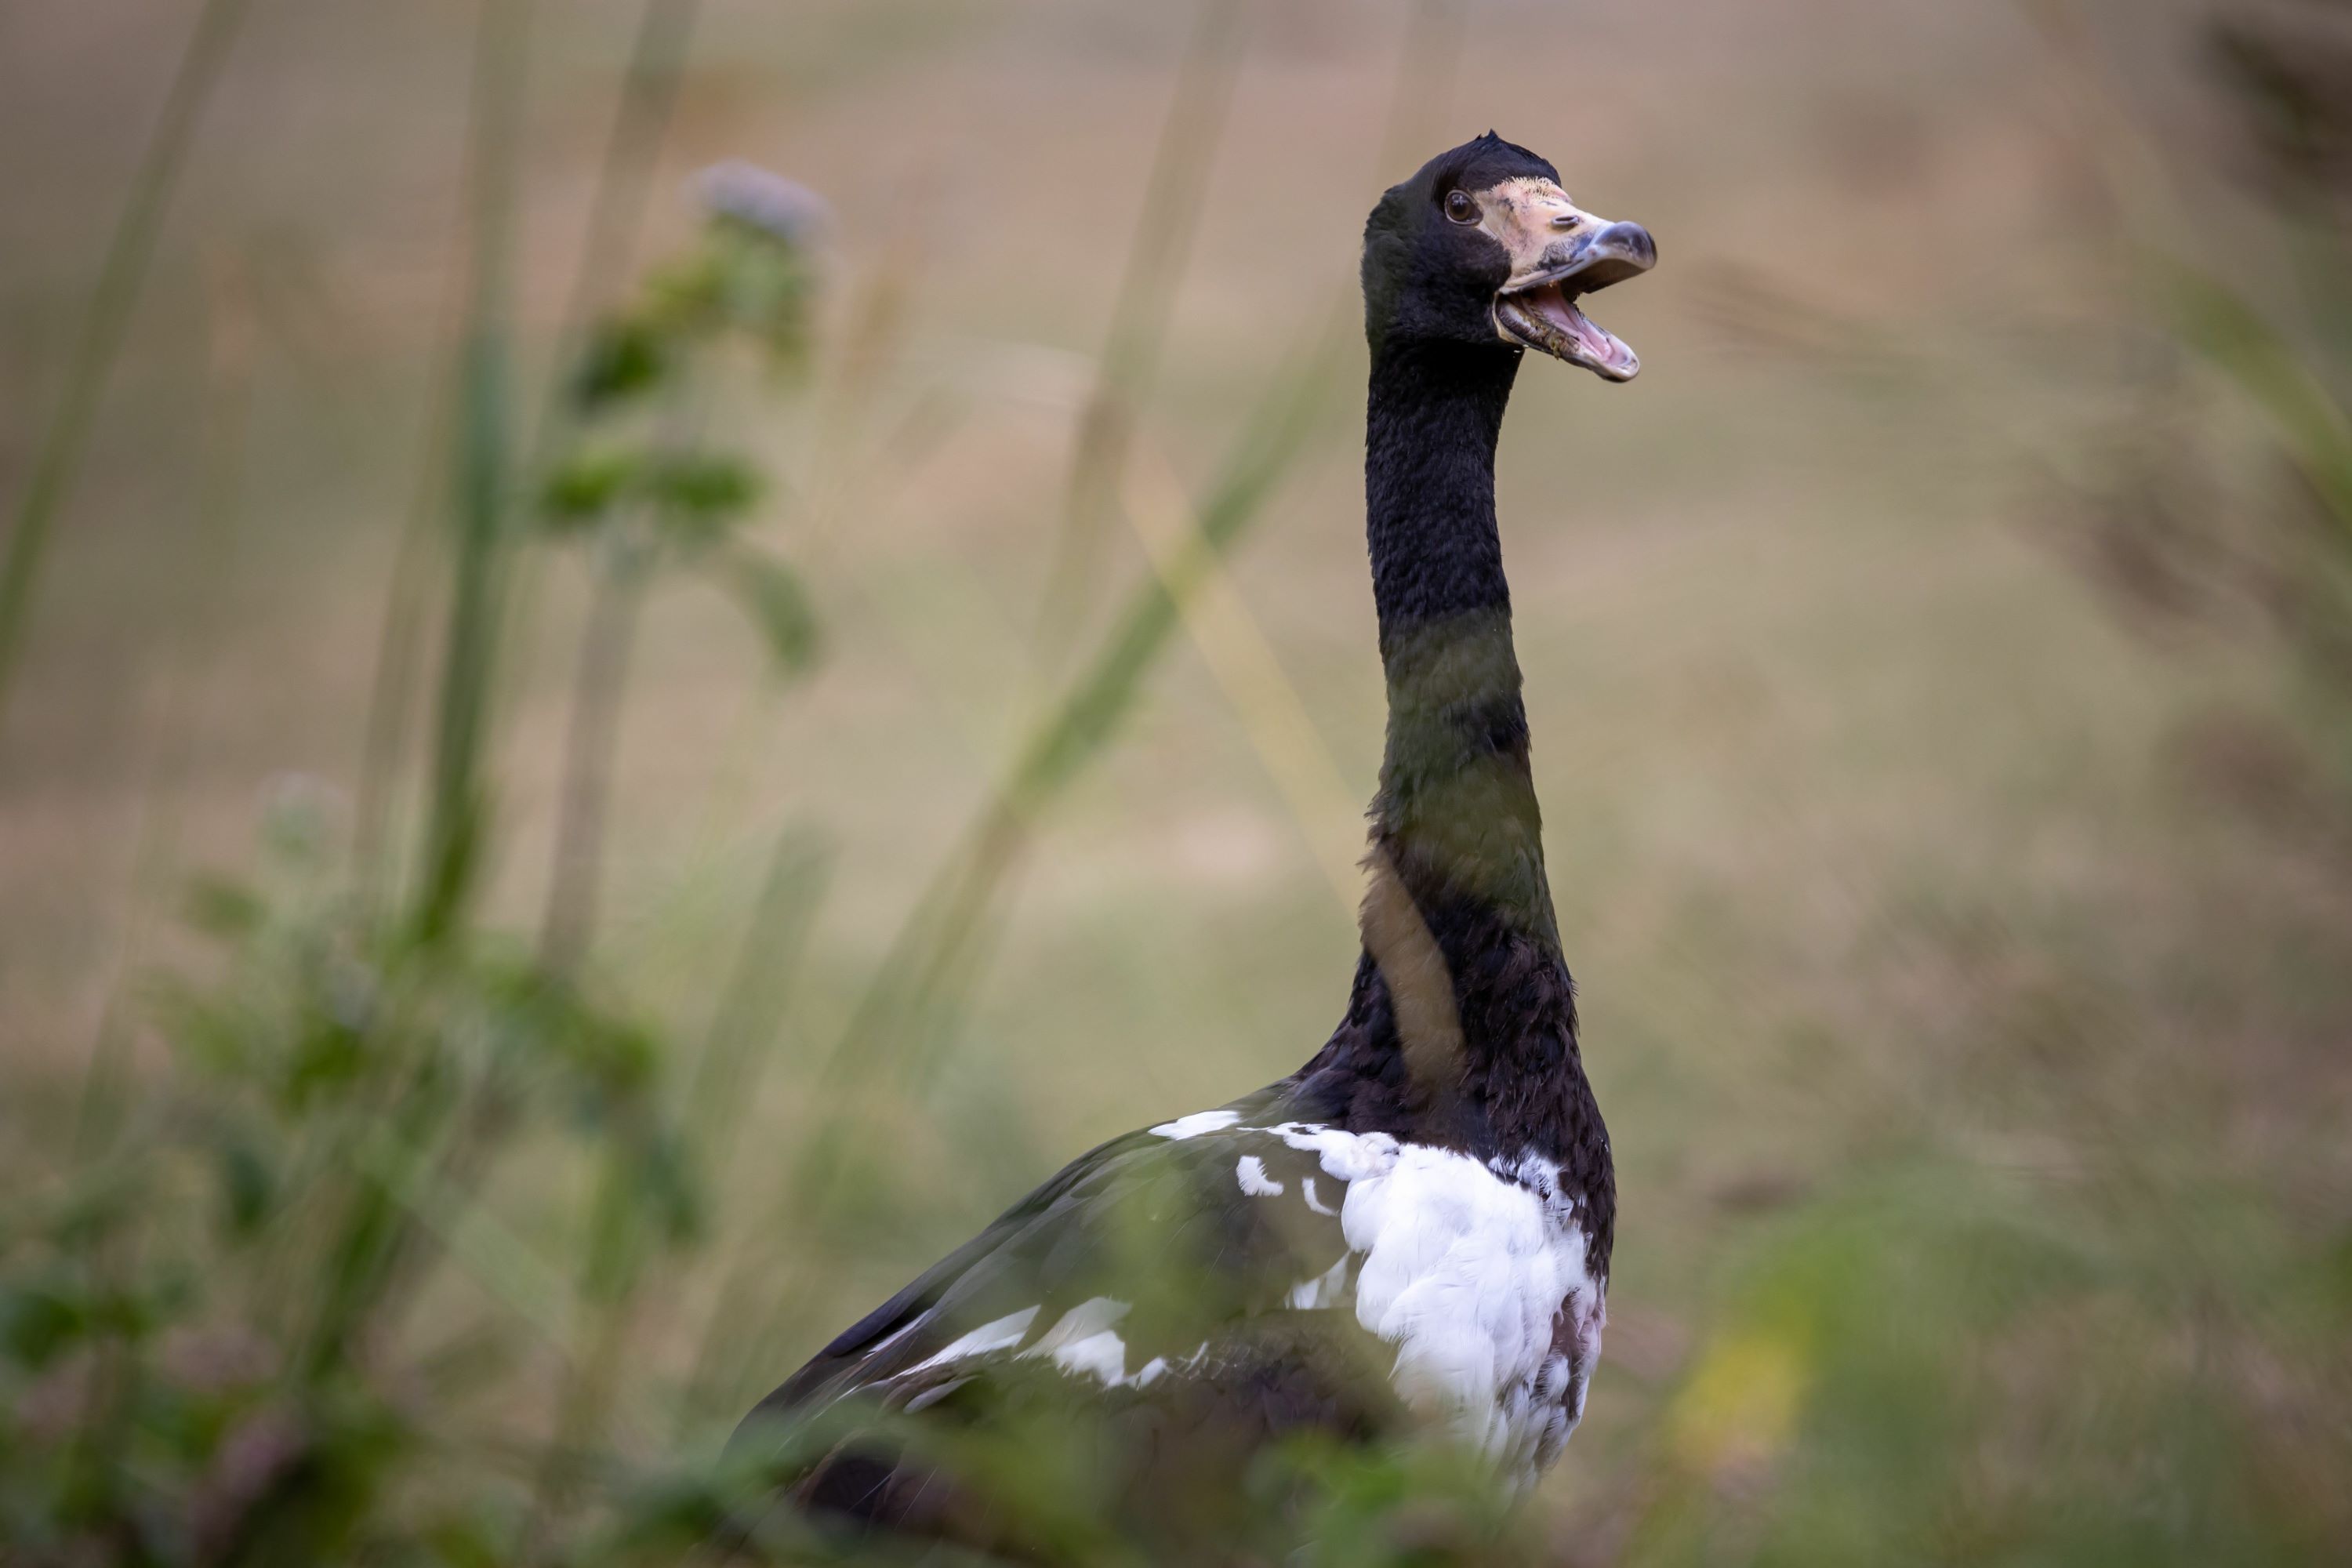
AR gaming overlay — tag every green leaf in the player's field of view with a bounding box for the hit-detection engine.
[184,872,267,938]
[215,1133,277,1240]
[538,448,641,531]
[640,248,729,338]
[715,549,821,678]
[1,1281,86,1369]
[2159,253,2352,536]
[571,317,668,413]
[637,1127,705,1247]
[285,1017,368,1105]
[721,244,817,371]
[646,452,761,536]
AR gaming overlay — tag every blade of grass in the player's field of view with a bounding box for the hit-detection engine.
[492,0,710,904]
[1002,319,1352,819]
[653,269,936,953]
[2024,2,2352,534]
[320,0,538,1414]
[779,312,1348,1245]
[541,0,705,437]
[724,0,1450,1399]
[779,0,1457,1213]
[520,1125,656,1559]
[74,246,260,1162]
[1031,0,1251,669]
[534,830,821,1548]
[346,1121,576,1346]
[684,827,831,1164]
[361,0,705,931]
[414,0,535,944]
[703,329,1345,1393]
[353,380,458,926]
[1120,439,1364,919]
[669,830,830,1432]
[539,547,652,977]
[2158,254,2352,534]
[0,0,256,735]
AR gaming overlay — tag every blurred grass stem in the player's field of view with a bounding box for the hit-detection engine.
[1031,0,1249,670]
[544,0,704,427]
[540,545,652,976]
[0,0,255,735]
[73,250,259,1161]
[761,0,1455,1297]
[1121,444,1364,917]
[414,0,534,945]
[766,319,1347,1296]
[2027,0,2352,539]
[353,382,458,923]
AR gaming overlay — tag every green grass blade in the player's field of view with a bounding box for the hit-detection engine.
[413,0,535,944]
[2158,252,2352,535]
[0,0,256,735]
[1031,0,1251,666]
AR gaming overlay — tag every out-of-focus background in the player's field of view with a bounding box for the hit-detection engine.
[5,0,2350,1562]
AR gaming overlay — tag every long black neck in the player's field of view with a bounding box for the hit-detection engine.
[1364,339,1559,951]
[1290,334,1604,1233]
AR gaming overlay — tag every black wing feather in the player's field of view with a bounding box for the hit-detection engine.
[731,1094,1377,1435]
[722,1096,1410,1558]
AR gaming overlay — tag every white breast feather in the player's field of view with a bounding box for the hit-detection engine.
[1264,1122,1603,1479]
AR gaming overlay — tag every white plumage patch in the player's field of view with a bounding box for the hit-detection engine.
[831,1109,1603,1487]
[1022,1297,1134,1385]
[1287,1254,1351,1310]
[1261,1121,1602,1479]
[1301,1176,1336,1217]
[1150,1109,1241,1141]
[909,1307,1039,1375]
[909,1298,1176,1392]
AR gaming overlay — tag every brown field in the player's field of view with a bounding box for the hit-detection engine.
[5,0,2350,1561]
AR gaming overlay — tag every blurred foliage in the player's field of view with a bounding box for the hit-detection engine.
[0,176,819,1567]
[1614,1165,2352,1567]
[0,78,1405,1568]
[535,194,823,680]
[2050,4,2352,733]
[1613,8,2352,1566]
[9,2,2352,1565]
[0,824,699,1565]
[0,0,256,724]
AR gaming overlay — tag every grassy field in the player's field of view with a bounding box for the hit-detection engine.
[5,0,2351,1562]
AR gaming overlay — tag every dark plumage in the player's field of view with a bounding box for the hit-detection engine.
[724,132,1656,1560]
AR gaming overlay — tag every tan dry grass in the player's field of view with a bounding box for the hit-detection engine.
[5,0,2350,1544]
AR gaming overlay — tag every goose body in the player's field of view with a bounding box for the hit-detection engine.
[754,1094,1606,1500]
[730,132,1654,1554]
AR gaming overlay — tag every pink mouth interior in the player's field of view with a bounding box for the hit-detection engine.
[1526,284,1635,373]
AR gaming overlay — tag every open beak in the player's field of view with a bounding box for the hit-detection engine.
[1484,187,1657,383]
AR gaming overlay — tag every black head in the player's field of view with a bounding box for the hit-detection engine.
[1363,132,1657,382]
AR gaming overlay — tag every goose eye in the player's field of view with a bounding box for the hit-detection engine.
[1443,190,1478,225]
